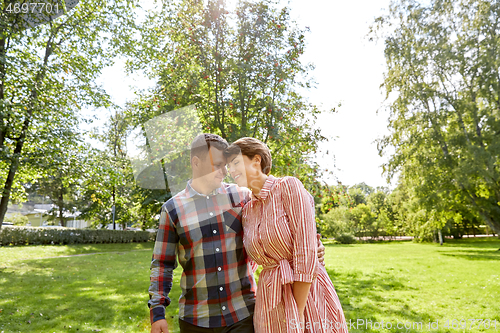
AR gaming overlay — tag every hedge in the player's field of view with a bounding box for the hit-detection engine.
[0,226,156,246]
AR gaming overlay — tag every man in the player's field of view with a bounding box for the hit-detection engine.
[148,133,324,333]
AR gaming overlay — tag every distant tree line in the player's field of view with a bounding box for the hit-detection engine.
[316,181,497,243]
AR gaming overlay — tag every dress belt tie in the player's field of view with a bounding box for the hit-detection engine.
[263,259,294,310]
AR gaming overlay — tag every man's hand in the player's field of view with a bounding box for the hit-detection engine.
[151,319,169,333]
[317,233,325,266]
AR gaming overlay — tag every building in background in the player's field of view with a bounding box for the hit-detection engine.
[5,202,88,228]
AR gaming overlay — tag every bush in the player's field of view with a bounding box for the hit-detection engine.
[321,206,356,238]
[335,233,356,244]
[4,213,29,226]
[0,226,156,246]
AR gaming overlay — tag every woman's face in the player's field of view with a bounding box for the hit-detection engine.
[226,153,261,188]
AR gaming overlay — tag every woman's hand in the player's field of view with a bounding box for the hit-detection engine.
[151,319,169,333]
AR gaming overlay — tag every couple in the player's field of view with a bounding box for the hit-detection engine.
[148,134,348,333]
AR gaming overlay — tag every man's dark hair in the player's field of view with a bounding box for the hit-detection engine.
[190,133,229,161]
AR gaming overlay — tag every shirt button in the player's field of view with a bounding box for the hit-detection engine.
[220,287,224,291]
[213,230,217,234]
[210,212,214,216]
[222,306,226,310]
[218,267,222,271]
[206,196,210,199]
[216,248,220,252]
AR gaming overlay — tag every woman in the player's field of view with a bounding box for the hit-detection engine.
[225,137,348,333]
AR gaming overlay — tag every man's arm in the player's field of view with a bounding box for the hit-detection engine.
[148,205,179,329]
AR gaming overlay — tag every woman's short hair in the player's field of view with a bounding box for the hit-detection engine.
[225,137,272,175]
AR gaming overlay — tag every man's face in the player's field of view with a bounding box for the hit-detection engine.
[194,147,227,191]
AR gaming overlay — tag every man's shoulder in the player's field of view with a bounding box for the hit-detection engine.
[161,189,188,212]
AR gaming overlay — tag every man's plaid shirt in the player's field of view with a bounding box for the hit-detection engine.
[148,181,257,328]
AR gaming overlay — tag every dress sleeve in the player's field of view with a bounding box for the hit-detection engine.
[147,203,179,324]
[248,257,259,274]
[281,176,317,283]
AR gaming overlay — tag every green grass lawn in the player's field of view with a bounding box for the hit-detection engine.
[0,238,499,332]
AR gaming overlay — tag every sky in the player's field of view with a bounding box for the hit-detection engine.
[96,0,397,190]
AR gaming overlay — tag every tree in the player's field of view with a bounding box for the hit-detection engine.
[372,0,500,237]
[125,0,334,203]
[0,0,138,229]
[367,190,386,216]
[348,187,367,206]
[32,141,86,227]
[351,182,375,197]
[318,184,353,215]
[78,111,131,229]
[350,204,377,239]
[321,206,354,239]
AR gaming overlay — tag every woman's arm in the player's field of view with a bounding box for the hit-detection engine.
[293,281,312,315]
[281,177,318,314]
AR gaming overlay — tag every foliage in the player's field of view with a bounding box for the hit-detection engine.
[371,0,500,236]
[348,188,367,206]
[334,233,356,244]
[321,206,355,238]
[4,213,29,226]
[367,190,387,215]
[350,203,378,239]
[350,182,375,197]
[78,110,140,230]
[319,184,394,240]
[29,140,88,227]
[318,184,354,215]
[124,0,334,199]
[0,0,140,228]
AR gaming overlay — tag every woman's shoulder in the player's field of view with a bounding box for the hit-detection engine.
[275,175,305,189]
[275,176,313,203]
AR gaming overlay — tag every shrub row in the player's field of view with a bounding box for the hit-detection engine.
[0,226,156,246]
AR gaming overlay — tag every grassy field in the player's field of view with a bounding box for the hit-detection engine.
[0,238,499,332]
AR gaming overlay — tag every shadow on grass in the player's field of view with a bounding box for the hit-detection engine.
[436,238,500,260]
[0,250,178,333]
[42,242,155,257]
[438,249,500,261]
[326,267,438,333]
[439,237,500,249]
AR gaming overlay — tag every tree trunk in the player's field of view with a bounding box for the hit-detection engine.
[480,213,500,239]
[0,36,6,150]
[0,123,28,227]
[0,35,6,230]
[58,190,65,227]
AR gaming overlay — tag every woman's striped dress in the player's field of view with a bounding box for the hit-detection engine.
[242,175,348,333]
